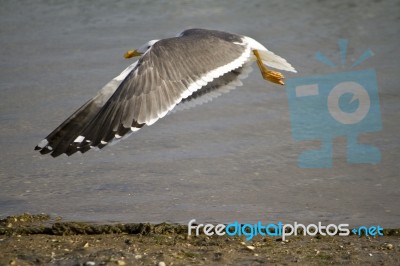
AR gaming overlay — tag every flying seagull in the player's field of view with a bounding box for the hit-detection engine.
[35,28,296,157]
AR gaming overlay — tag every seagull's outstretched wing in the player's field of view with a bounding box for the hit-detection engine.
[35,31,251,157]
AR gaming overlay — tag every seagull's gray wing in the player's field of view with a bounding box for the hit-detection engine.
[36,31,251,157]
[174,63,253,112]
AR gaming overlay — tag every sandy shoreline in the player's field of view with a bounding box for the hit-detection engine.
[1,214,399,265]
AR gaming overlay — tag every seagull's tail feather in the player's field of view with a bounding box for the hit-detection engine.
[243,36,297,73]
[258,50,297,73]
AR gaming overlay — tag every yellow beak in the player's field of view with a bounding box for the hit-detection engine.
[124,50,142,59]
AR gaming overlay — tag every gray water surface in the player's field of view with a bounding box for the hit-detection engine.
[1,0,399,227]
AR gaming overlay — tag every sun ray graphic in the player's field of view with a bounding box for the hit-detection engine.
[315,39,374,68]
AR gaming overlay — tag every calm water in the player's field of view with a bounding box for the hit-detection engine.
[1,0,399,227]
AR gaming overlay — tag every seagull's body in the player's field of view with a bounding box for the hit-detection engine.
[35,28,296,157]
